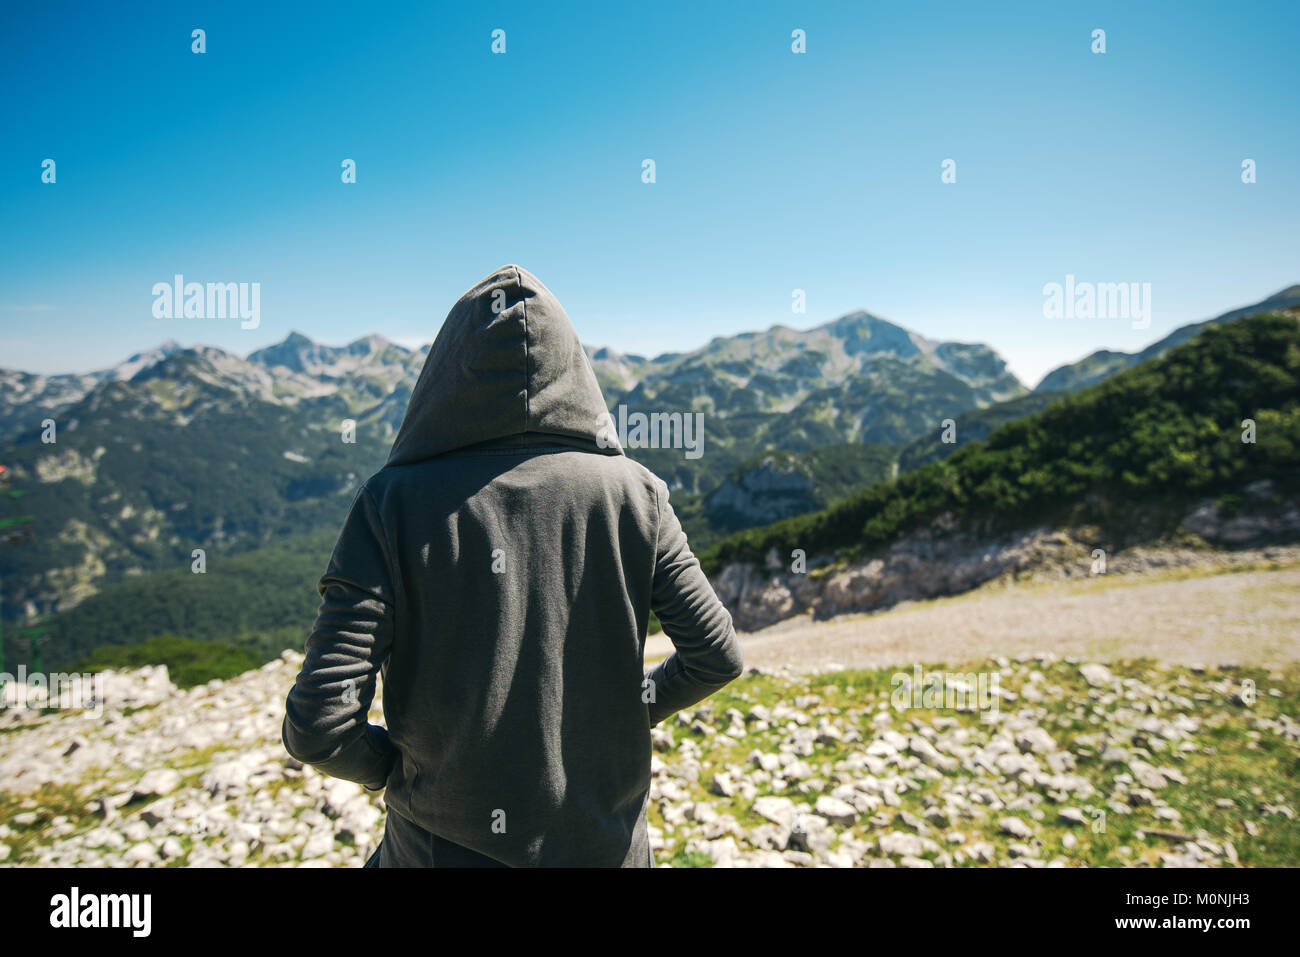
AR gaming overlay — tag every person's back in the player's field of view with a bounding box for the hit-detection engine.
[282,264,745,867]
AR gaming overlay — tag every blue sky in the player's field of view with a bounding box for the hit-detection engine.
[2,0,1297,387]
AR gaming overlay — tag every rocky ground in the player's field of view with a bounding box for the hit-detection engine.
[1,645,1296,867]
[645,657,1298,867]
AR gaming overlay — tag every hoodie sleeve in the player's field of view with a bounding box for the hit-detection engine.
[644,478,745,727]
[282,483,398,790]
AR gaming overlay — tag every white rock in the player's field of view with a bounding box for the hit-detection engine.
[752,796,797,830]
[134,767,182,799]
[1015,728,1057,755]
[782,760,813,781]
[301,830,334,859]
[1080,664,1114,687]
[1059,807,1087,825]
[202,754,262,797]
[999,817,1035,839]
[789,815,832,854]
[707,837,739,866]
[814,796,858,826]
[750,751,781,772]
[878,832,925,857]
[1129,761,1168,790]
[323,780,364,816]
[124,842,158,863]
[122,821,150,842]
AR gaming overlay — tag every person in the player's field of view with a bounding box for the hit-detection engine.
[282,264,745,867]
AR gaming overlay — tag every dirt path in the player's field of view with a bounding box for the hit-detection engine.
[645,564,1300,671]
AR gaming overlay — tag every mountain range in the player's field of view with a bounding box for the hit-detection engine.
[0,285,1295,638]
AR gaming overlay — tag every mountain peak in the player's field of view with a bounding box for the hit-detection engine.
[245,332,323,373]
[109,339,188,382]
[346,333,394,355]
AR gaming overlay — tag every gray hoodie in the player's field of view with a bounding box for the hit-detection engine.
[282,264,744,867]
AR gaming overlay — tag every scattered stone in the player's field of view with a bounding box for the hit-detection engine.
[813,796,857,826]
[999,817,1035,839]
[0,652,1291,870]
[1080,664,1114,687]
[789,815,832,854]
[124,842,158,863]
[710,773,736,797]
[878,831,925,858]
[752,796,797,830]
[1129,761,1168,790]
[1015,728,1057,755]
[133,768,182,800]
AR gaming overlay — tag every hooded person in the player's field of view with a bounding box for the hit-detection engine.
[282,264,745,867]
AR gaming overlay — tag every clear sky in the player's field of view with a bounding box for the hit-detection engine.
[2,0,1297,387]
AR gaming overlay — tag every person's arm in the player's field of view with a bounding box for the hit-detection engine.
[644,477,745,727]
[282,483,398,790]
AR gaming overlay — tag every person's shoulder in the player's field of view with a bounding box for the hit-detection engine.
[604,454,666,499]
[549,450,666,513]
[365,450,667,507]
[356,462,425,501]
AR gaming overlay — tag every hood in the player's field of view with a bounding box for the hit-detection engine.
[385,264,622,468]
